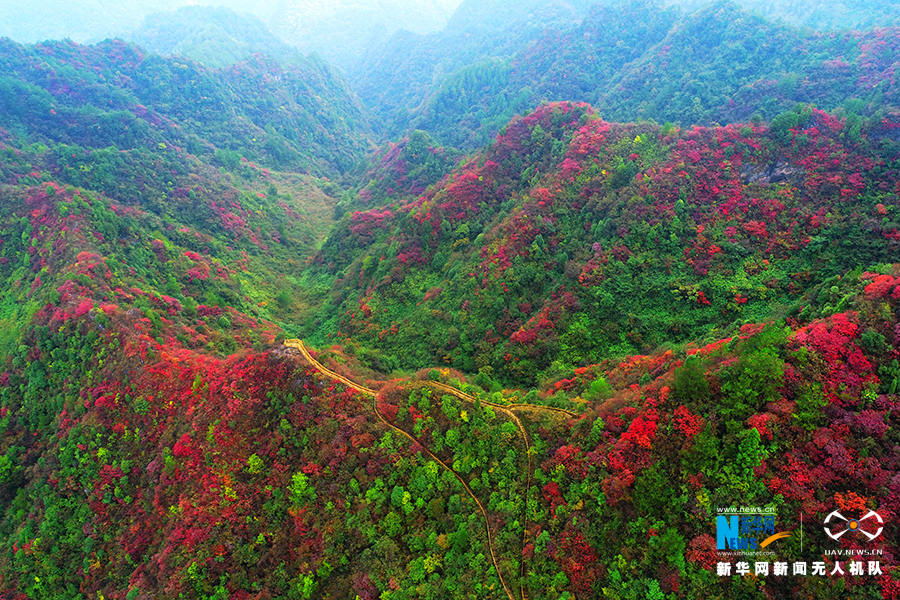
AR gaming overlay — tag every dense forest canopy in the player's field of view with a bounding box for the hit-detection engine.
[353,0,900,148]
[0,1,900,598]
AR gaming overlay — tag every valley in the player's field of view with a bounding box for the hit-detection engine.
[0,1,898,598]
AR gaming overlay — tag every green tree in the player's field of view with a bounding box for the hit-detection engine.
[673,354,709,403]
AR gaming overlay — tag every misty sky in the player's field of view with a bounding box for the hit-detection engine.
[0,0,464,46]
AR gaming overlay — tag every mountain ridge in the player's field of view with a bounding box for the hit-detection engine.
[304,101,900,385]
[0,8,899,600]
[354,0,900,149]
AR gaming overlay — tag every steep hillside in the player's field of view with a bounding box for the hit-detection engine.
[1,6,900,598]
[331,129,465,218]
[356,0,900,149]
[412,1,682,147]
[304,101,900,385]
[589,2,896,124]
[351,0,600,139]
[0,146,333,360]
[0,178,897,597]
[130,6,308,69]
[0,38,376,176]
[671,0,900,31]
[0,38,364,358]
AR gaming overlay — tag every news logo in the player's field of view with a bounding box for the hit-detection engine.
[717,513,791,551]
[824,510,884,542]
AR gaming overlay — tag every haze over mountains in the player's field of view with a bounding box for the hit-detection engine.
[350,0,900,148]
[1,0,900,598]
[15,0,893,153]
[669,0,900,31]
[0,0,463,69]
[5,0,900,73]
[130,6,310,69]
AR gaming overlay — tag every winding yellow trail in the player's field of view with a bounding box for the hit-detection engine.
[427,381,578,419]
[421,380,533,599]
[283,339,580,600]
[284,340,516,599]
[422,383,576,599]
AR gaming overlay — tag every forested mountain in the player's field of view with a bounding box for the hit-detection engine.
[1,4,900,600]
[304,101,900,384]
[350,0,602,141]
[0,97,898,598]
[0,33,374,366]
[671,0,900,31]
[0,0,462,71]
[131,6,309,69]
[4,0,899,71]
[0,36,361,335]
[0,38,375,175]
[354,0,900,148]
